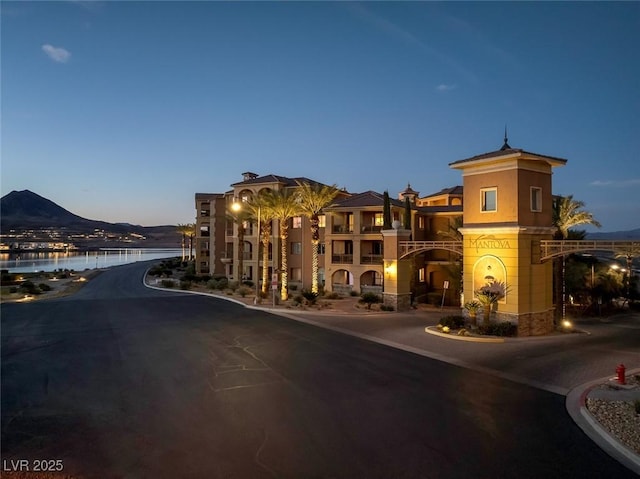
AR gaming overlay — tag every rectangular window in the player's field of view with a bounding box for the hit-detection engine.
[291,242,302,254]
[418,216,425,229]
[317,243,325,255]
[292,216,302,228]
[318,215,326,228]
[419,268,426,282]
[481,188,497,212]
[531,187,542,212]
[374,213,384,226]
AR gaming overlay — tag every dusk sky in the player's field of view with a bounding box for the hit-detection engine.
[2,1,639,232]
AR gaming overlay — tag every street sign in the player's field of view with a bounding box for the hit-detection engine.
[443,280,450,289]
[271,273,278,290]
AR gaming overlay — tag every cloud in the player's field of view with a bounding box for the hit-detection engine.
[436,84,456,92]
[590,179,640,187]
[42,44,71,63]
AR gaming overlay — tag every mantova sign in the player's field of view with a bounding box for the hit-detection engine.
[469,235,512,253]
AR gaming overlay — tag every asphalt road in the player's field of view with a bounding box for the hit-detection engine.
[1,261,637,478]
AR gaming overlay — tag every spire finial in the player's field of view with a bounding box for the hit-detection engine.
[501,125,511,150]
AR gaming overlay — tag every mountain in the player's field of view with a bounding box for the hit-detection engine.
[1,190,180,247]
[586,228,640,240]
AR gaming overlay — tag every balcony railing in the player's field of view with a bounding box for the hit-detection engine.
[332,254,353,264]
[332,225,354,234]
[360,254,383,264]
[361,225,383,233]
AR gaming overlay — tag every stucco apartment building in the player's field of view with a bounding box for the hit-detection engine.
[195,173,463,305]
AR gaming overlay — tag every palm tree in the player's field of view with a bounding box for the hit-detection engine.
[437,215,463,303]
[184,223,196,261]
[263,188,300,301]
[246,192,275,296]
[552,195,601,240]
[228,204,252,282]
[176,224,191,261]
[552,195,601,320]
[296,181,340,294]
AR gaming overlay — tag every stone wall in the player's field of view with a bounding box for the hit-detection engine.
[495,309,554,336]
[383,293,412,312]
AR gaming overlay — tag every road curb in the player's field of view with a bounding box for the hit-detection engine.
[566,370,640,476]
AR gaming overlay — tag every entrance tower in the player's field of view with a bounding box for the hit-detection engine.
[450,140,567,335]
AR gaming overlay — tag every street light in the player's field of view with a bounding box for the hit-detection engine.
[255,204,261,302]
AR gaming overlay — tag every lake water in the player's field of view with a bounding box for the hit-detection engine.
[0,248,183,273]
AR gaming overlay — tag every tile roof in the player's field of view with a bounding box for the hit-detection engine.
[449,148,567,167]
[422,185,463,198]
[327,190,405,209]
[416,205,463,214]
[231,174,326,188]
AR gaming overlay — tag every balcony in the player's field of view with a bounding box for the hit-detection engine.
[332,225,354,234]
[361,225,383,234]
[360,254,383,264]
[331,254,353,264]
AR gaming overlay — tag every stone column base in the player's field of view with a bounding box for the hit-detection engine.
[495,310,555,336]
[383,293,412,312]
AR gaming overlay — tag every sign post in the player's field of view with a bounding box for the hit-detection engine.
[272,273,278,307]
[441,280,449,308]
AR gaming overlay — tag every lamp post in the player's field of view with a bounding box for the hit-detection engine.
[231,200,242,282]
[255,204,261,301]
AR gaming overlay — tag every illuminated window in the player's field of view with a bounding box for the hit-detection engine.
[531,187,542,212]
[374,213,384,226]
[318,215,326,228]
[418,216,425,229]
[292,216,302,228]
[419,268,426,282]
[481,188,497,212]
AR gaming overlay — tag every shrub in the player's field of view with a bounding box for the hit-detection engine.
[9,286,18,294]
[439,315,465,329]
[228,281,239,292]
[289,284,297,291]
[479,321,517,337]
[350,290,359,297]
[216,277,229,290]
[427,292,441,306]
[293,294,304,305]
[237,286,252,297]
[180,273,197,282]
[242,280,254,287]
[360,292,381,309]
[19,281,40,295]
[207,279,218,289]
[380,304,394,311]
[302,290,318,305]
[161,279,175,288]
[179,281,192,290]
[38,283,52,292]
